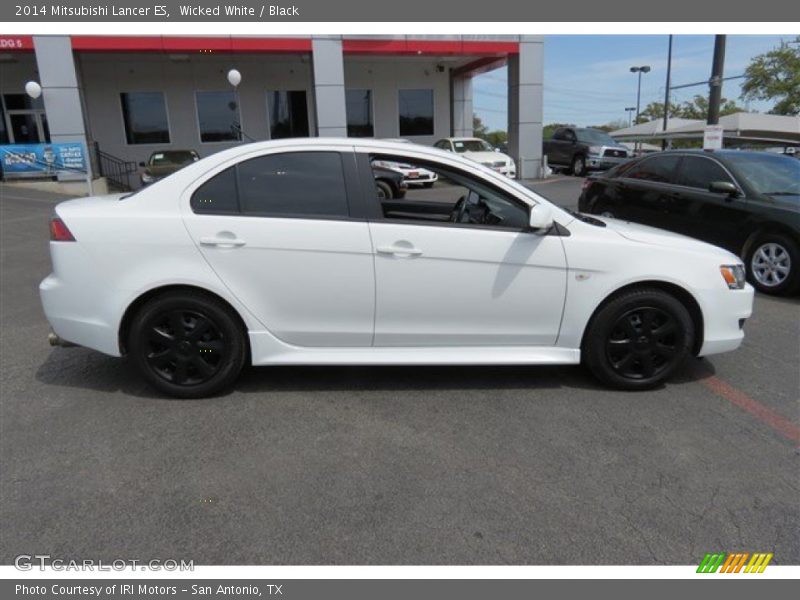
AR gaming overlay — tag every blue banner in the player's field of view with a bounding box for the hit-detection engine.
[0,143,87,178]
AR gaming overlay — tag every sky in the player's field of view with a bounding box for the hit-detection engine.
[473,34,796,131]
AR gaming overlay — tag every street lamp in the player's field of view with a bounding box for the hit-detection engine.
[629,65,651,125]
[625,107,636,127]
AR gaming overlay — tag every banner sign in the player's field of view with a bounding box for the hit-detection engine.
[0,143,87,178]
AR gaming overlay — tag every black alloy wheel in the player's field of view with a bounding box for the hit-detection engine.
[583,288,694,390]
[128,291,246,398]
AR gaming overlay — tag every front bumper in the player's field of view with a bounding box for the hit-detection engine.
[586,155,627,170]
[696,284,754,356]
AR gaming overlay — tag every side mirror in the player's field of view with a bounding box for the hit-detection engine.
[709,181,739,197]
[138,161,146,167]
[527,204,554,234]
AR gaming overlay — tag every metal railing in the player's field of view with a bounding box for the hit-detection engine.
[92,145,138,191]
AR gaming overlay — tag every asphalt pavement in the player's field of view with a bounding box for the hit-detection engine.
[0,180,797,566]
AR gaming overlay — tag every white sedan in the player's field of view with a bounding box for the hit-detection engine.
[434,137,516,178]
[40,138,753,398]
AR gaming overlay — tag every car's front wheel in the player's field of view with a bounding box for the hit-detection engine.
[583,288,694,390]
[128,291,247,399]
[745,233,798,295]
[375,180,393,199]
[571,155,587,177]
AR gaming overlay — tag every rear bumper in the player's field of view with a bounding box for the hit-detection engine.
[40,271,122,357]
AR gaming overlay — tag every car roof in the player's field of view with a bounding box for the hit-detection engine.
[658,149,787,159]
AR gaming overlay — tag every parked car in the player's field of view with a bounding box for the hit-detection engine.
[373,158,438,188]
[578,150,800,295]
[544,127,630,176]
[433,137,516,178]
[139,150,200,185]
[372,164,407,199]
[41,138,752,398]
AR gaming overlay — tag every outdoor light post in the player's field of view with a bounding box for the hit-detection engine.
[629,65,651,125]
[625,107,636,127]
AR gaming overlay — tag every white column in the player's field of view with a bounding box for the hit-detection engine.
[508,35,544,179]
[452,75,473,137]
[311,36,347,137]
[33,35,93,185]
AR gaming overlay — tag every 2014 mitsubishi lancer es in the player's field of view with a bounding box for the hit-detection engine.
[40,139,754,398]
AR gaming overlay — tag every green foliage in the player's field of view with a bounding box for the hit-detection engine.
[639,95,744,122]
[472,114,508,148]
[741,36,800,115]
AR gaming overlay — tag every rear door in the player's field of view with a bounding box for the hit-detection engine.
[616,154,681,227]
[181,148,375,347]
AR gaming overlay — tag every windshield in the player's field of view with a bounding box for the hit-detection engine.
[575,129,617,145]
[453,139,493,153]
[725,153,800,197]
[149,151,199,166]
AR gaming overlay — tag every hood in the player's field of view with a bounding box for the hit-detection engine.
[462,150,511,164]
[594,216,740,260]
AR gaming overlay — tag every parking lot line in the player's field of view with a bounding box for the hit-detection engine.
[700,374,800,446]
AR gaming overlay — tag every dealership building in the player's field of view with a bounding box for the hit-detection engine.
[0,34,544,186]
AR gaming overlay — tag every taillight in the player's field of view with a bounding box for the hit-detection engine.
[581,179,593,192]
[49,217,75,242]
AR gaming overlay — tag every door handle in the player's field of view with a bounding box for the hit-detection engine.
[376,245,422,257]
[199,235,246,248]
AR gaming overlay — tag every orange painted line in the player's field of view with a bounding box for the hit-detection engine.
[734,552,749,573]
[719,553,736,573]
[700,375,800,445]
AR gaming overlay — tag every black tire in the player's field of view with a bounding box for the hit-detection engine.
[571,155,587,177]
[127,291,247,399]
[744,233,799,295]
[583,288,694,390]
[375,180,393,200]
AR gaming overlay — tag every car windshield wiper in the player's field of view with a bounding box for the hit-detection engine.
[764,191,799,196]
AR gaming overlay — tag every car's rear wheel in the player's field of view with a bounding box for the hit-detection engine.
[375,180,393,199]
[592,200,617,219]
[745,234,798,295]
[571,155,587,177]
[128,291,246,399]
[583,288,694,390]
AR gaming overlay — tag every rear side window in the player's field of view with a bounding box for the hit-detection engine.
[190,166,238,214]
[677,156,733,189]
[625,155,680,183]
[237,152,349,217]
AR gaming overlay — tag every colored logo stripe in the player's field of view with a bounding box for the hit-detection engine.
[697,552,773,573]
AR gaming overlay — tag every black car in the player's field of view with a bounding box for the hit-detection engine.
[372,165,407,199]
[578,150,800,295]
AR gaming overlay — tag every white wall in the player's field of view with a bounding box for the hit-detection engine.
[77,52,316,165]
[344,58,451,145]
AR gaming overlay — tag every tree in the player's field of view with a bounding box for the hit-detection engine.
[741,36,800,115]
[472,114,489,138]
[637,95,743,122]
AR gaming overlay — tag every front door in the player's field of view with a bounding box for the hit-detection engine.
[361,152,568,347]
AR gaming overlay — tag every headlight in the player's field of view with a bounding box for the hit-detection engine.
[720,264,746,289]
[508,158,516,169]
[141,172,154,183]
[588,145,602,155]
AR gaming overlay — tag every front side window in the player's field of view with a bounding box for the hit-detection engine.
[237,152,349,217]
[196,91,241,143]
[677,156,733,190]
[120,92,170,144]
[346,89,373,137]
[267,90,309,139]
[370,154,528,230]
[625,155,680,184]
[398,89,434,137]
